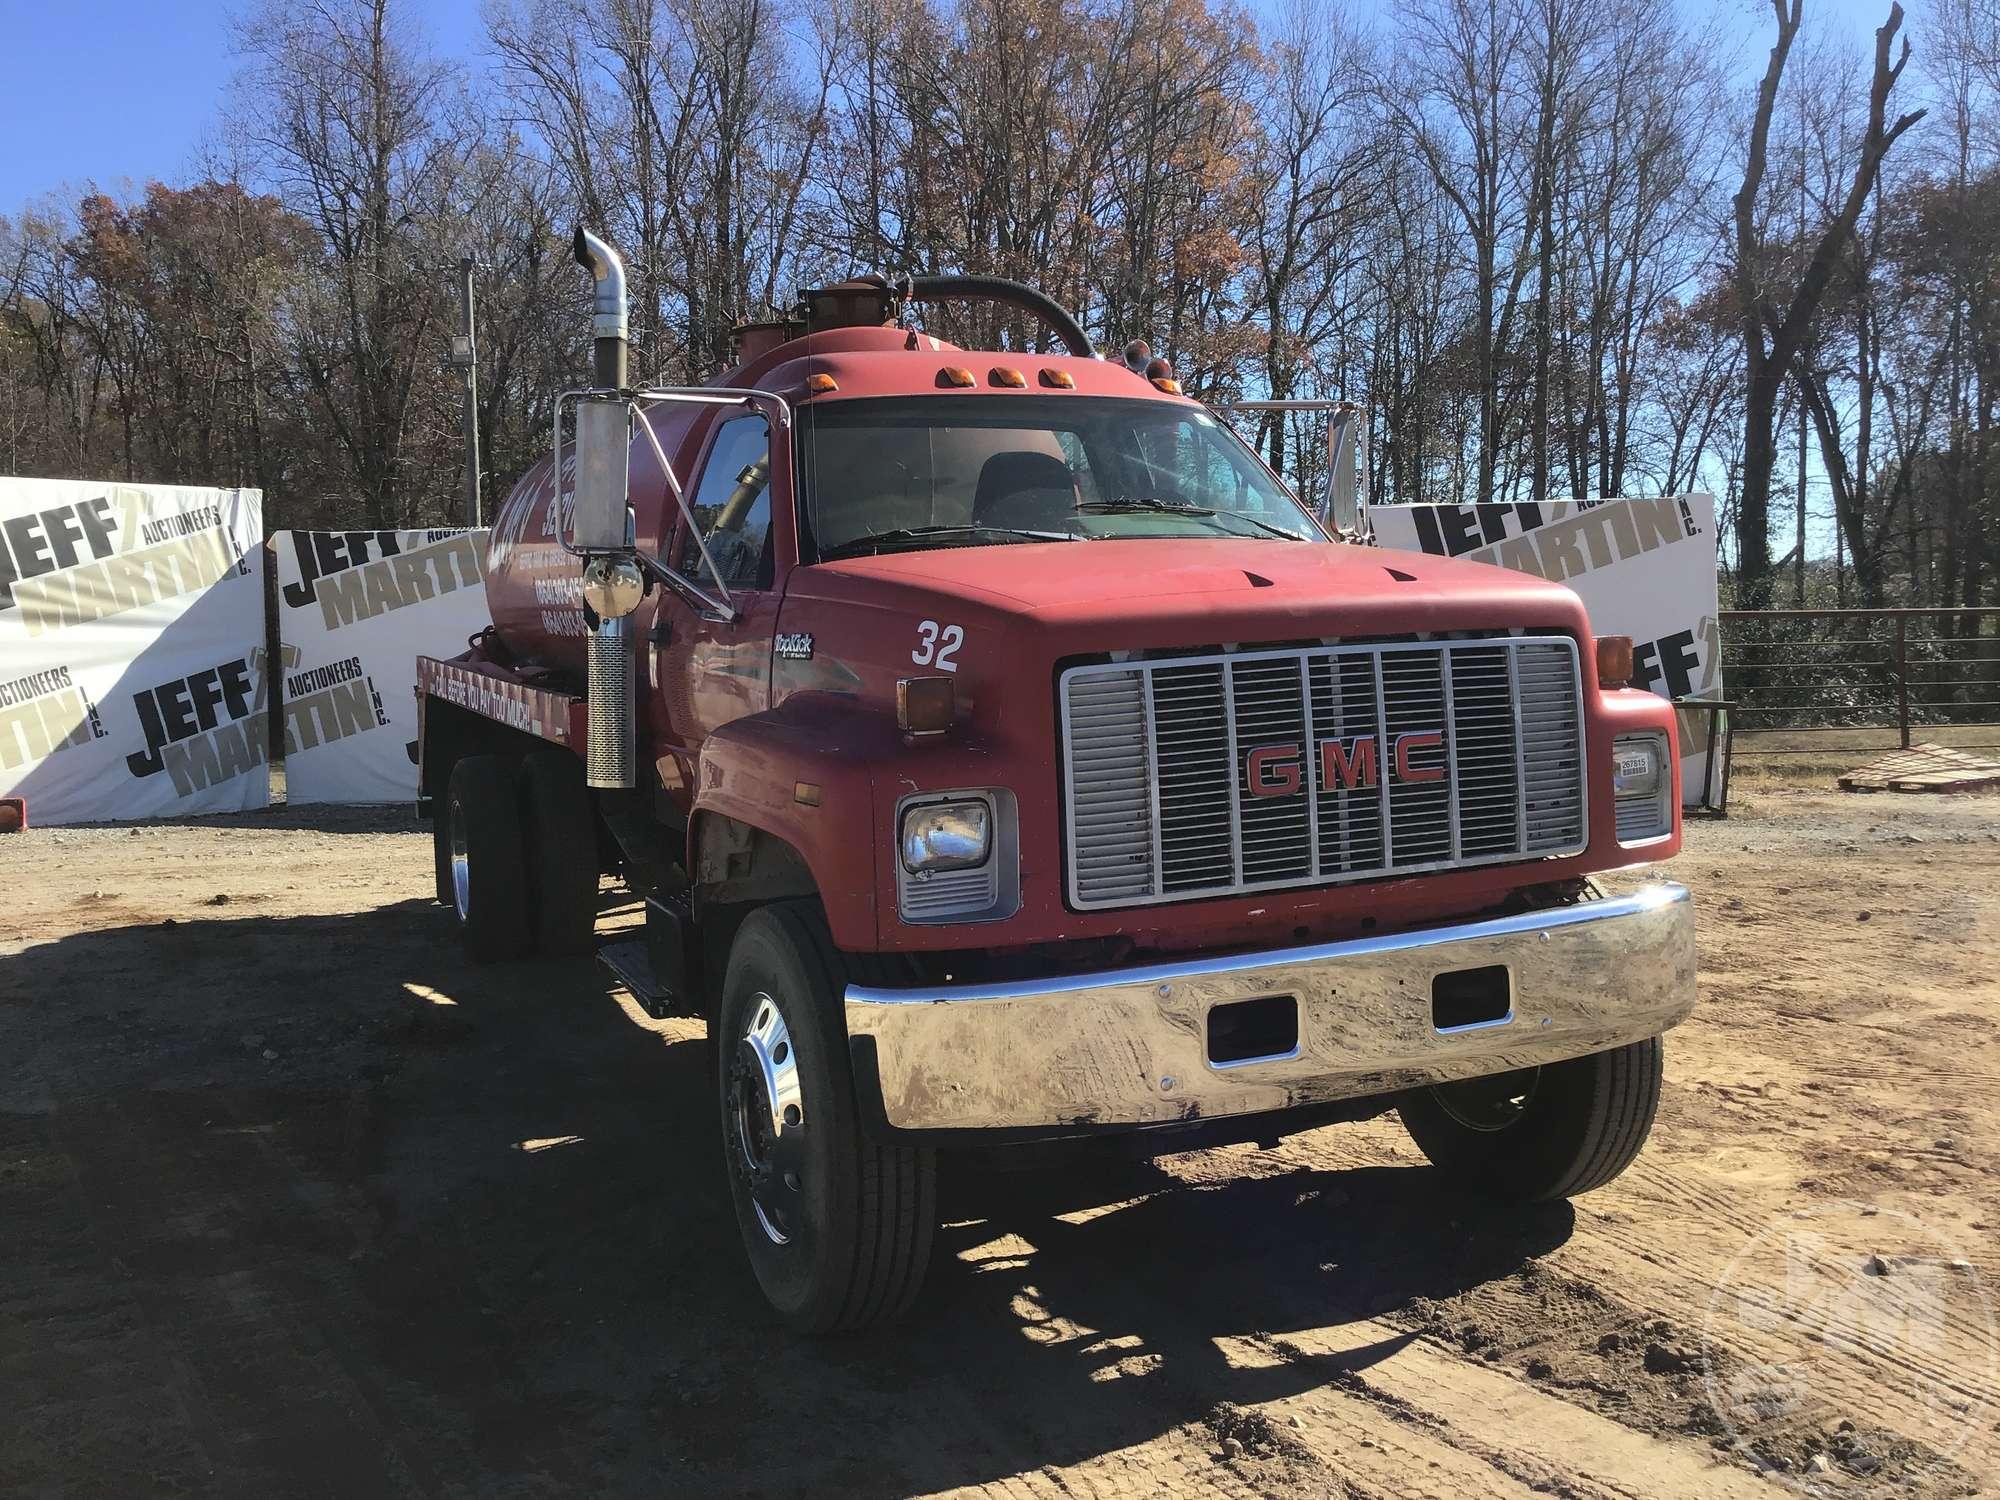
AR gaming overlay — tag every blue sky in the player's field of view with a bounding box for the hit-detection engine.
[0,0,1912,212]
[0,0,486,209]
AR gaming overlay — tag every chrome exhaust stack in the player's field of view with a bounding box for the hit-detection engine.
[582,560,641,789]
[570,226,639,789]
[573,226,629,391]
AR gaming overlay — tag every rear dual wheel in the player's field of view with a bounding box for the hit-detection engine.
[518,752,598,956]
[434,751,598,962]
[440,756,531,962]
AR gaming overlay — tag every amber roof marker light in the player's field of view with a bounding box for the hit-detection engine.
[989,366,1027,387]
[937,366,976,388]
[1038,368,1076,388]
[804,372,838,394]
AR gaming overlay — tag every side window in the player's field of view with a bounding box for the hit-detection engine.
[678,415,772,589]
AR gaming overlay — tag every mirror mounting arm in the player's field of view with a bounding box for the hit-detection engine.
[552,386,794,627]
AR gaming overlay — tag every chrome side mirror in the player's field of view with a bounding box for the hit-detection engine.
[1325,407,1362,537]
[569,396,633,552]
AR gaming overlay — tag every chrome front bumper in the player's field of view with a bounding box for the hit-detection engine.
[844,883,1694,1133]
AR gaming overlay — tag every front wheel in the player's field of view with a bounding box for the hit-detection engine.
[718,903,936,1332]
[1397,1036,1663,1201]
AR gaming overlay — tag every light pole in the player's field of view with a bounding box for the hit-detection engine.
[448,257,482,526]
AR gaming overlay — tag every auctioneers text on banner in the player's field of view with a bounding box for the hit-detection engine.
[0,477,268,824]
[274,529,492,804]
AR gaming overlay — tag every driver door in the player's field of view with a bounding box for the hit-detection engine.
[651,411,787,781]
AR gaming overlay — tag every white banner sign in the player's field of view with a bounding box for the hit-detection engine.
[275,529,491,804]
[0,478,268,824]
[1368,494,1725,803]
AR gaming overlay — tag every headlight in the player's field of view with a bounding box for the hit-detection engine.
[1613,737,1663,799]
[1612,732,1671,844]
[900,799,991,873]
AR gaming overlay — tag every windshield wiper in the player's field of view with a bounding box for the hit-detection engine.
[1201,510,1310,541]
[1079,495,1216,516]
[820,524,1079,560]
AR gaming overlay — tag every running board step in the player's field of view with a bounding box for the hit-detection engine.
[597,939,674,1019]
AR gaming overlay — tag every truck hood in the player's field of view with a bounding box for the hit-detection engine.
[793,537,1590,643]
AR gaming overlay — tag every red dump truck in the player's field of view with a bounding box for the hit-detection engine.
[416,230,1695,1332]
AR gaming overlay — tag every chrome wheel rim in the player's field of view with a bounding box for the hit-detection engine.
[1431,1066,1541,1133]
[728,990,806,1246]
[449,800,471,922]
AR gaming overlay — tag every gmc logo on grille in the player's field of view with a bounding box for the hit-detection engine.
[1244,732,1445,798]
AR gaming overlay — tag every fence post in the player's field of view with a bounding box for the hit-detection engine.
[263,535,283,764]
[1894,614,1910,749]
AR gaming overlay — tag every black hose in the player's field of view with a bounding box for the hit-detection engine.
[884,274,1094,358]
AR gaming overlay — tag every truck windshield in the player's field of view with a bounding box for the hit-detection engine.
[797,395,1320,560]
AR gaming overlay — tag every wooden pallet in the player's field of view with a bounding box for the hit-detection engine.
[1838,742,2000,793]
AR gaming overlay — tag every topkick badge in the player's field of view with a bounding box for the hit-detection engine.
[274,528,492,804]
[0,478,267,824]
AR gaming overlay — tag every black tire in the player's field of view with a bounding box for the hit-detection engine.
[432,798,454,905]
[1398,1036,1663,1202]
[717,902,936,1333]
[518,751,598,957]
[444,756,532,963]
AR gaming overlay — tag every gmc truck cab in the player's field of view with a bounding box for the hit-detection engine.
[417,231,1695,1332]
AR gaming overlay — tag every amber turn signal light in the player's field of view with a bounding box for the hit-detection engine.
[804,372,838,393]
[938,366,976,388]
[1595,634,1635,688]
[897,676,955,735]
[1039,368,1076,388]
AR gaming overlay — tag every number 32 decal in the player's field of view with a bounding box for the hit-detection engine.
[912,619,964,672]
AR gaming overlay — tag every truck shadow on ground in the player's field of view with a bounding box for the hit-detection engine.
[1,897,1576,1497]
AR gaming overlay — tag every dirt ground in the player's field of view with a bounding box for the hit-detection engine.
[3,780,1997,1498]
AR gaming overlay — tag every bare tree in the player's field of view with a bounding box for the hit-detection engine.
[238,0,472,526]
[1730,0,1923,606]
[0,0,1991,616]
[1247,0,1375,472]
[1380,0,1536,503]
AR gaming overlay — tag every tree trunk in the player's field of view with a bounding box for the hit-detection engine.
[1739,369,1780,606]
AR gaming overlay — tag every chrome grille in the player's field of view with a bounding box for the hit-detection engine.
[900,862,1000,920]
[1616,796,1664,842]
[1060,637,1588,909]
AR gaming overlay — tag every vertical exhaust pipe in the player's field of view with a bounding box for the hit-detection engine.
[573,226,638,789]
[573,226,629,391]
[583,587,637,789]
